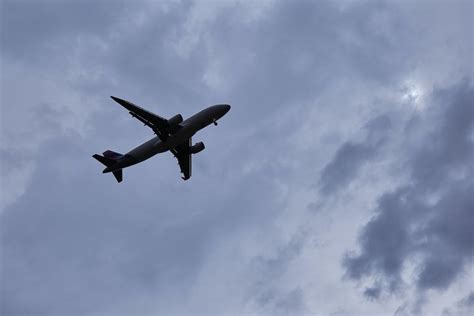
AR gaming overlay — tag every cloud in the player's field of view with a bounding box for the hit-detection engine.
[343,81,474,308]
[248,231,309,314]
[363,285,381,300]
[1,0,129,62]
[1,0,473,315]
[442,292,474,316]
[319,115,391,194]
[0,130,286,315]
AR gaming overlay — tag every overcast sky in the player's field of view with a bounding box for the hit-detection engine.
[1,0,473,315]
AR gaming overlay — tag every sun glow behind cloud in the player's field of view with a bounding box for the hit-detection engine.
[401,79,426,110]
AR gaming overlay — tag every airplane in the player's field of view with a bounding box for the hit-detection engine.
[93,96,231,183]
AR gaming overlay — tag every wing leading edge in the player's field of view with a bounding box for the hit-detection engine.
[110,96,170,140]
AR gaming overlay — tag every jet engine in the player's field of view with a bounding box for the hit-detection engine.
[189,142,205,154]
[167,114,183,128]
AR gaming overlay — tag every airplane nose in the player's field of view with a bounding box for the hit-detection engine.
[213,104,231,120]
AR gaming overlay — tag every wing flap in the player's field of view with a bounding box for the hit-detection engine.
[172,138,192,180]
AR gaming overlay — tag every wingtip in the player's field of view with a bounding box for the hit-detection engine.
[110,96,129,106]
[111,95,124,102]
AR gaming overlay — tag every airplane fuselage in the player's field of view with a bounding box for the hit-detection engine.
[104,104,230,173]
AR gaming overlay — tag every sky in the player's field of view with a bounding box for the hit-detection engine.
[0,0,473,315]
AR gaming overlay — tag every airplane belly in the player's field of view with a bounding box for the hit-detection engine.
[156,128,194,149]
[124,128,193,165]
[126,137,163,163]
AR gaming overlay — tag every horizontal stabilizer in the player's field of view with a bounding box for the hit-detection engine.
[93,154,115,167]
[112,170,123,183]
[92,154,123,183]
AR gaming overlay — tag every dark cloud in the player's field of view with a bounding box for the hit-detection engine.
[343,82,474,303]
[343,187,412,288]
[442,292,474,316]
[250,232,309,315]
[1,0,129,63]
[0,98,284,314]
[320,142,378,194]
[1,0,473,315]
[363,285,381,300]
[459,292,474,308]
[319,115,391,194]
[272,287,307,316]
[0,131,284,315]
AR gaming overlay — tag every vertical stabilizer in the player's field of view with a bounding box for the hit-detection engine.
[103,150,123,159]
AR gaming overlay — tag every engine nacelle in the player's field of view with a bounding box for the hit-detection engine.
[167,114,183,128]
[189,142,205,154]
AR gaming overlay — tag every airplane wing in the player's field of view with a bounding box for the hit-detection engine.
[110,96,169,140]
[171,138,192,180]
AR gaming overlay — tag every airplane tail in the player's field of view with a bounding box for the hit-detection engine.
[92,150,123,183]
